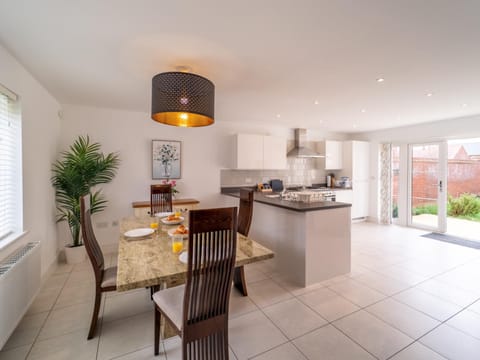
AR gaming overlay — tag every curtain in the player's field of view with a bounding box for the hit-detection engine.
[379,143,392,224]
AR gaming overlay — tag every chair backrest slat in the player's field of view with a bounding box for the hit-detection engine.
[150,184,173,215]
[238,188,254,236]
[80,195,105,285]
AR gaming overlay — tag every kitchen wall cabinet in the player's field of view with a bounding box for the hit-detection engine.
[342,141,370,219]
[233,134,286,169]
[317,140,343,169]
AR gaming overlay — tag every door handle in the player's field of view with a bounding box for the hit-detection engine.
[439,180,443,192]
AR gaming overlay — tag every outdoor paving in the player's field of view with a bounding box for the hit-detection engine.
[412,214,480,242]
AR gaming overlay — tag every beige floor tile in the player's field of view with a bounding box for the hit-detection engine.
[37,302,93,340]
[247,279,293,308]
[3,325,39,350]
[54,281,95,309]
[53,263,74,275]
[102,289,152,323]
[263,298,327,339]
[110,345,166,359]
[353,271,410,296]
[293,324,376,360]
[365,298,440,339]
[298,287,360,322]
[394,288,462,321]
[26,288,61,315]
[250,342,307,360]
[328,278,386,307]
[97,311,154,360]
[420,324,480,360]
[334,310,414,359]
[389,342,447,360]
[72,260,92,272]
[417,278,480,307]
[468,299,480,314]
[434,270,480,293]
[27,329,99,360]
[244,266,270,283]
[66,269,95,285]
[228,310,288,360]
[271,275,324,296]
[0,344,30,360]
[375,265,427,286]
[229,289,258,319]
[447,310,480,340]
[41,273,68,291]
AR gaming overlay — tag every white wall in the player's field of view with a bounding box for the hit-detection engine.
[0,44,61,276]
[354,115,480,224]
[60,104,346,250]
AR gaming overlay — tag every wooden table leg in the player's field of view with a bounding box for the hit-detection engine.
[233,266,248,296]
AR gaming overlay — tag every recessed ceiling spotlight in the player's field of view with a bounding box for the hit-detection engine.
[426,92,433,97]
[314,100,319,105]
[276,114,281,118]
[361,109,366,113]
[353,123,358,129]
[376,78,385,83]
[462,103,468,107]
[319,119,324,124]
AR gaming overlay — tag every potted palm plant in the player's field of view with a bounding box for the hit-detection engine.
[52,135,120,264]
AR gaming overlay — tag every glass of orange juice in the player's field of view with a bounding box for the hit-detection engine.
[149,221,158,234]
[172,234,183,253]
[174,209,181,217]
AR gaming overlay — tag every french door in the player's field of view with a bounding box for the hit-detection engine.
[408,141,447,232]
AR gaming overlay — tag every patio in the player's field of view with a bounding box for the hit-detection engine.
[412,214,480,242]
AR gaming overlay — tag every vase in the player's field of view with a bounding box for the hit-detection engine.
[163,163,172,177]
[64,244,87,264]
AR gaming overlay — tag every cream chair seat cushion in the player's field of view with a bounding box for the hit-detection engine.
[101,266,118,288]
[153,284,185,331]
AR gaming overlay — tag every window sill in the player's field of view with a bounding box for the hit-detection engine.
[0,231,29,251]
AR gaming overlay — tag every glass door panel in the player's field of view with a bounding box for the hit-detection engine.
[408,142,447,232]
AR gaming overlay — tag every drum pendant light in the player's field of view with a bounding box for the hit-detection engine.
[151,71,215,127]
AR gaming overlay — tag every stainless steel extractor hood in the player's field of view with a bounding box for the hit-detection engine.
[287,129,325,158]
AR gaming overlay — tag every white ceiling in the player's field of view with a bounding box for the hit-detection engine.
[1,0,480,133]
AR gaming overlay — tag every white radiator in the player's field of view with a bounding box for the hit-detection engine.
[0,242,41,349]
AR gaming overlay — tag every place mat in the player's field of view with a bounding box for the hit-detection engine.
[421,232,480,249]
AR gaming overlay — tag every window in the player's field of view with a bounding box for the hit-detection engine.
[0,84,22,245]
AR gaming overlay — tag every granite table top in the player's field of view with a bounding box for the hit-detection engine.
[117,216,274,292]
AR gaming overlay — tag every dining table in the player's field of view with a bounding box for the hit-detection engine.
[116,215,275,293]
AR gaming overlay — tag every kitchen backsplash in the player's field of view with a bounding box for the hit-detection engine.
[221,157,339,187]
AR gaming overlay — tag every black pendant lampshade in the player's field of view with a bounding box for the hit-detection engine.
[151,71,215,127]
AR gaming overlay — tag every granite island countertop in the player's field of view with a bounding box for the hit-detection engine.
[221,187,351,212]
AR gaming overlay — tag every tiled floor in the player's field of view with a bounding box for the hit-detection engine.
[2,222,480,359]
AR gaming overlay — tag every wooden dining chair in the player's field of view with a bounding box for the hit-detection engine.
[153,207,238,359]
[150,184,173,215]
[233,188,254,296]
[80,195,117,340]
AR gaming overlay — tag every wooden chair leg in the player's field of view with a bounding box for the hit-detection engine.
[87,290,102,339]
[154,306,161,356]
[233,266,248,296]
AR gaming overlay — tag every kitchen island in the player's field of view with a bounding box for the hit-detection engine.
[222,188,351,286]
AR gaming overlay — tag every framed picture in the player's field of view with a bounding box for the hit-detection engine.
[152,140,181,179]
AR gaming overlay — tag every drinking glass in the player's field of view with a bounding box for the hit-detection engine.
[172,234,184,253]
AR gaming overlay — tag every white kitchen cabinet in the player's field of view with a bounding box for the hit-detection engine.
[233,134,286,169]
[334,189,353,204]
[342,141,370,219]
[317,140,343,169]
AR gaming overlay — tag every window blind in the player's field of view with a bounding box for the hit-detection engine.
[0,89,22,242]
